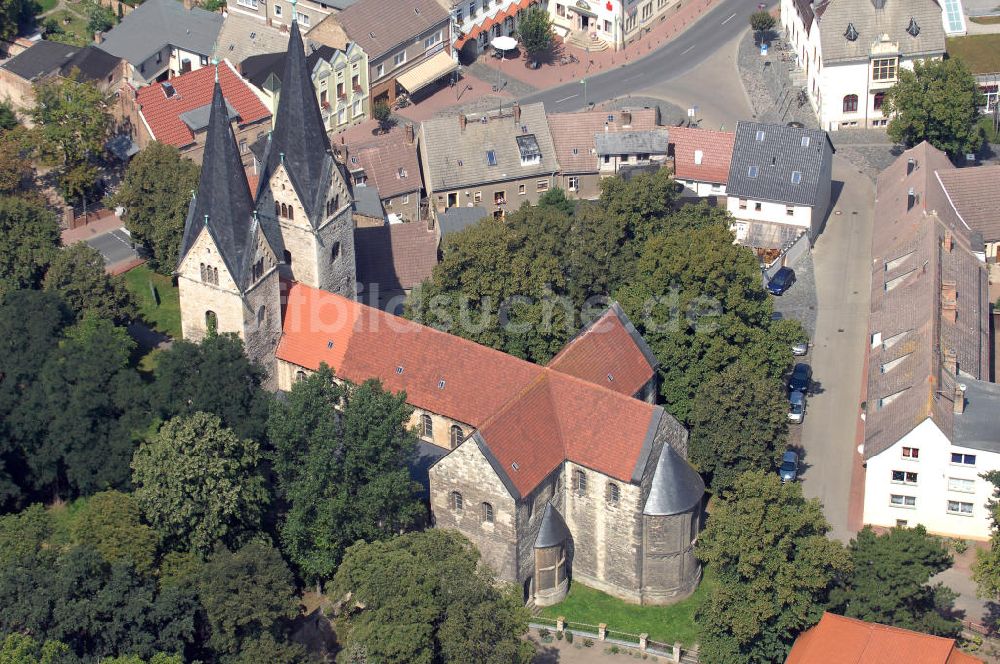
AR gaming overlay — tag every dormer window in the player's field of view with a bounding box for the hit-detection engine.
[906,17,920,37]
[844,22,859,41]
[516,134,541,166]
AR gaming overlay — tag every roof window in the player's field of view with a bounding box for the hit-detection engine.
[438,379,446,389]
[395,365,404,374]
[791,171,802,184]
[755,130,765,141]
[326,340,334,349]
[486,150,497,166]
[748,165,759,178]
[801,136,810,147]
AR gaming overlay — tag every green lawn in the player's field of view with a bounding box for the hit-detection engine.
[538,568,714,646]
[979,115,1000,144]
[43,9,91,46]
[36,0,58,13]
[947,35,1000,74]
[123,264,182,339]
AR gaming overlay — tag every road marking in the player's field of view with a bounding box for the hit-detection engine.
[721,12,736,24]
[680,44,696,55]
[555,93,579,103]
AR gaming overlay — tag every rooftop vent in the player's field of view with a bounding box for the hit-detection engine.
[438,379,446,389]
[907,17,920,37]
[844,22,859,41]
[511,462,519,471]
[906,157,917,175]
[326,340,334,349]
[607,373,614,382]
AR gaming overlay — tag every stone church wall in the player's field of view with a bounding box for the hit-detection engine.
[515,471,564,589]
[177,230,245,343]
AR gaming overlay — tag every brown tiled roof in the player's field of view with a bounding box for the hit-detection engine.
[935,165,1000,243]
[334,0,449,60]
[345,125,421,199]
[276,283,669,496]
[546,108,658,175]
[354,222,438,292]
[864,142,990,459]
[668,126,735,185]
[786,613,983,664]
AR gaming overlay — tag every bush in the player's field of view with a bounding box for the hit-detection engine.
[952,538,969,554]
[556,630,564,640]
[538,628,551,639]
[584,638,594,647]
[610,645,620,654]
[565,630,574,643]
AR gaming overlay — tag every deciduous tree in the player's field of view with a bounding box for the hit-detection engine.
[0,126,32,193]
[695,470,851,664]
[70,490,159,576]
[517,7,553,61]
[0,633,78,664]
[0,196,60,298]
[972,471,1000,627]
[109,142,200,273]
[43,243,135,324]
[749,10,776,45]
[131,412,269,554]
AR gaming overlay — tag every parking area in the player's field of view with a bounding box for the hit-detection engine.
[86,228,139,269]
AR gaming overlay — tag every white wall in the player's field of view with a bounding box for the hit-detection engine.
[863,418,998,540]
[726,196,813,231]
[676,179,726,197]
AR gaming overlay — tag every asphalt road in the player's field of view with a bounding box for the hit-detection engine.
[519,0,760,113]
[797,157,875,543]
[86,228,139,266]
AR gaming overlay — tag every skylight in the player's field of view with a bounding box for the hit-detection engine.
[755,130,765,141]
[748,165,759,178]
[801,136,810,147]
[486,150,497,166]
[791,171,802,184]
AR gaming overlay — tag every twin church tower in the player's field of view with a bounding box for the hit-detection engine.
[176,21,356,381]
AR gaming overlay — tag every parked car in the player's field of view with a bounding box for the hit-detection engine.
[779,450,799,482]
[792,339,809,356]
[788,390,805,423]
[787,363,812,394]
[767,267,796,295]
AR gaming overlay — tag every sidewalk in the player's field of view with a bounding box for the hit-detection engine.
[473,0,722,91]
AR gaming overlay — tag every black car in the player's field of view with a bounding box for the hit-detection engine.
[767,267,796,295]
[787,363,812,394]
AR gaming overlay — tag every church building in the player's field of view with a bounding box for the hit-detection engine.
[175,19,704,607]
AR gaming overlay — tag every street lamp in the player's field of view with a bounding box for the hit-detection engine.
[581,78,588,106]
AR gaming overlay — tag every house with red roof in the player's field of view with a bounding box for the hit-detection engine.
[786,612,982,664]
[275,283,705,607]
[119,59,271,167]
[668,125,735,199]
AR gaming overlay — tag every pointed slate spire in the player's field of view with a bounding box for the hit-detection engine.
[179,81,256,285]
[265,19,331,223]
[642,444,705,517]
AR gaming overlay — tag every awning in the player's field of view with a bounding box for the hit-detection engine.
[396,51,459,94]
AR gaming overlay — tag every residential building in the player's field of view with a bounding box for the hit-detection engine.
[225,0,358,34]
[354,222,438,311]
[241,39,370,132]
[96,0,223,84]
[419,102,559,216]
[448,0,536,60]
[321,0,454,107]
[339,122,421,221]
[0,41,124,111]
[862,142,997,541]
[275,284,705,606]
[548,0,696,51]
[212,12,290,66]
[351,184,385,226]
[780,0,945,131]
[667,125,735,198]
[546,107,659,199]
[436,205,491,242]
[786,612,983,663]
[726,121,834,248]
[120,59,271,167]
[934,165,1000,262]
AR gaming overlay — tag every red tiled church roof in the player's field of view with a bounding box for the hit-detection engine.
[135,59,270,149]
[276,282,661,496]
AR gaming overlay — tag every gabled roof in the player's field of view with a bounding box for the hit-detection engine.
[344,125,421,199]
[815,0,945,64]
[257,21,338,228]
[669,125,736,185]
[593,129,670,156]
[786,612,982,664]
[1,40,79,80]
[213,11,290,65]
[420,103,559,191]
[351,184,384,219]
[935,165,1000,243]
[178,80,260,290]
[727,121,833,207]
[98,0,222,78]
[135,60,270,149]
[276,283,691,498]
[59,45,121,82]
[546,108,659,174]
[864,142,992,459]
[334,0,449,60]
[240,43,339,90]
[354,222,438,292]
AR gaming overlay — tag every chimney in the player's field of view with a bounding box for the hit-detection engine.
[621,110,632,126]
[94,30,104,44]
[906,157,916,175]
[404,122,414,145]
[459,114,467,131]
[943,230,953,253]
[513,103,521,123]
[941,279,957,323]
[943,348,957,374]
[953,383,966,415]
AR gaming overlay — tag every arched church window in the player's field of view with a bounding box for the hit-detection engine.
[200,263,207,281]
[280,203,288,218]
[295,370,307,382]
[275,201,280,217]
[205,310,217,332]
[283,250,293,265]
[211,267,219,285]
[450,491,463,512]
[606,482,620,505]
[288,205,294,220]
[331,242,340,262]
[449,425,463,449]
[572,469,587,495]
[257,305,266,326]
[420,413,433,438]
[482,502,494,523]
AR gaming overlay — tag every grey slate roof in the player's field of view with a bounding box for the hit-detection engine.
[98,0,222,76]
[593,129,670,156]
[727,121,833,207]
[59,45,121,82]
[240,43,338,90]
[1,40,79,80]
[421,103,559,192]
[816,0,945,64]
[179,82,258,290]
[642,443,704,517]
[953,379,1000,454]
[534,503,571,549]
[351,184,384,219]
[256,21,339,228]
[179,98,238,132]
[438,205,491,237]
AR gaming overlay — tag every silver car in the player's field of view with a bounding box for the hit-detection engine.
[788,391,805,423]
[792,340,808,356]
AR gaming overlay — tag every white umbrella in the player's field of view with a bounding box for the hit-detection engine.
[491,35,518,52]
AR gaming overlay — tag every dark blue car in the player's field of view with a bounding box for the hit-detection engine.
[767,267,796,295]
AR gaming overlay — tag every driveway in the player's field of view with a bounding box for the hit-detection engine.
[797,156,875,543]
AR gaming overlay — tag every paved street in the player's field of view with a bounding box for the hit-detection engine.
[519,0,759,113]
[797,158,875,543]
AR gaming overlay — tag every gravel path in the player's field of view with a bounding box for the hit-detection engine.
[735,31,818,128]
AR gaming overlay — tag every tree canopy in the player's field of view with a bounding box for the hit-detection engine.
[0,127,32,194]
[131,412,269,555]
[109,142,200,273]
[695,470,851,664]
[517,6,553,57]
[43,243,135,324]
[884,57,983,158]
[972,471,1000,626]
[329,530,533,664]
[0,196,60,298]
[69,490,159,576]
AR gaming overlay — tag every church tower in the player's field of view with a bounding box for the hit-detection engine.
[176,78,282,382]
[254,19,356,297]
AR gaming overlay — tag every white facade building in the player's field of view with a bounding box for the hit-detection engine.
[780,0,945,131]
